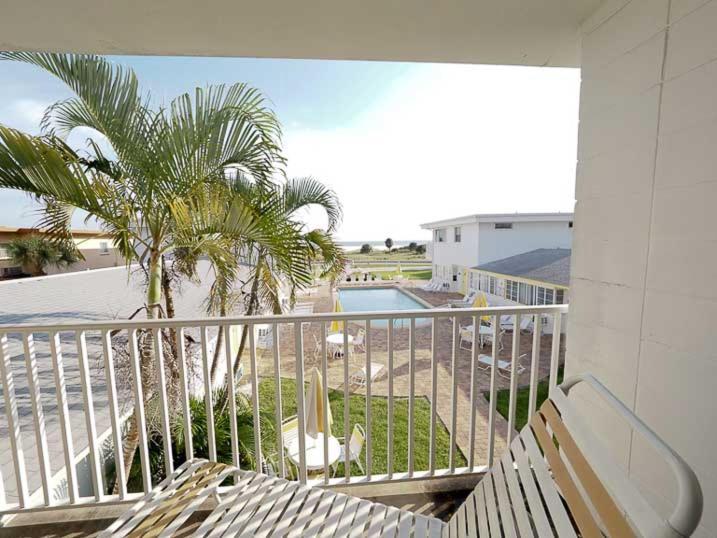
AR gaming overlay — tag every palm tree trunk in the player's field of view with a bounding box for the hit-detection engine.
[113,249,162,493]
[209,301,226,385]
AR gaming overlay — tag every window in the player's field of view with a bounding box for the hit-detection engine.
[435,229,446,242]
[506,280,519,302]
[0,243,9,260]
[489,276,498,295]
[494,222,513,230]
[452,265,459,282]
[99,241,109,254]
[568,221,574,228]
[454,226,461,242]
[519,283,535,305]
[536,287,555,305]
[556,289,566,304]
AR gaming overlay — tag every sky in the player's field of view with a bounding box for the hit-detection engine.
[0,56,580,242]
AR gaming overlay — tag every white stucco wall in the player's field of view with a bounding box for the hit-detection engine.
[567,1,717,536]
[475,220,573,265]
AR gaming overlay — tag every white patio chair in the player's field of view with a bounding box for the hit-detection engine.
[333,424,366,476]
[459,323,505,351]
[350,328,366,353]
[421,278,436,291]
[350,361,385,386]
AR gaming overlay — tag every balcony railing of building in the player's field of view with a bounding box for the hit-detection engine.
[0,304,567,515]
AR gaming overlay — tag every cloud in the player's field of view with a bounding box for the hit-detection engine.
[2,98,49,134]
[283,64,580,241]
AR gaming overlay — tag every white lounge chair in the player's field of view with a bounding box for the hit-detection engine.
[500,313,534,332]
[421,278,437,291]
[333,423,366,476]
[103,374,703,537]
[350,361,385,386]
[477,352,528,378]
[438,289,478,308]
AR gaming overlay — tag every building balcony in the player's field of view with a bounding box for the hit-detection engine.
[0,293,566,534]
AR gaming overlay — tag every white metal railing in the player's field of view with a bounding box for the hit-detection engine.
[0,304,567,514]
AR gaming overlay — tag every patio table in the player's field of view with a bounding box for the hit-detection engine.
[462,324,494,346]
[286,432,341,471]
[326,332,353,358]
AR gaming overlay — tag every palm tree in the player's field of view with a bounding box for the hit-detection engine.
[222,175,347,382]
[0,52,288,487]
[7,235,80,276]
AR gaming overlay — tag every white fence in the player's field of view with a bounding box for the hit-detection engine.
[0,304,567,513]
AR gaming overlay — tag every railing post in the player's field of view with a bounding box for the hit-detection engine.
[176,327,193,461]
[487,315,500,467]
[24,333,53,505]
[428,317,438,475]
[343,324,350,481]
[224,323,240,473]
[549,312,563,389]
[528,314,543,417]
[507,314,521,445]
[128,329,152,494]
[365,320,373,480]
[200,326,217,462]
[321,321,330,484]
[249,325,262,473]
[468,315,478,471]
[387,318,395,479]
[152,327,174,477]
[294,322,307,484]
[50,331,79,503]
[273,323,285,478]
[0,332,29,508]
[449,317,458,472]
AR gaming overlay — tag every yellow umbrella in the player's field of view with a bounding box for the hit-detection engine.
[472,292,491,323]
[329,297,343,334]
[305,368,333,437]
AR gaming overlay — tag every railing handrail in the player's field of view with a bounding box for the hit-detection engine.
[0,302,568,513]
[0,304,568,333]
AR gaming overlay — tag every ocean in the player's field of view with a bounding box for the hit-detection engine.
[338,240,426,252]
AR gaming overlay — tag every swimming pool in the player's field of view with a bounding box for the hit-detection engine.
[337,287,431,328]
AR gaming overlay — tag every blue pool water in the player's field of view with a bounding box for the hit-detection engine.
[337,287,430,328]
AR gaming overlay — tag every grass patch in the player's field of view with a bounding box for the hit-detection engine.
[259,378,465,476]
[370,269,432,281]
[485,366,564,431]
[346,251,428,262]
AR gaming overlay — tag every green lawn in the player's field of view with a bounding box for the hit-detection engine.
[370,269,432,281]
[346,251,428,262]
[485,367,564,431]
[259,378,465,476]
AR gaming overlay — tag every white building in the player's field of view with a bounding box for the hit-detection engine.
[420,212,573,291]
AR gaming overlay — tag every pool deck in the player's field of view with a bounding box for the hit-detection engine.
[252,280,566,469]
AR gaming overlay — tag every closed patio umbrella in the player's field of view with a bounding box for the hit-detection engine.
[305,367,333,438]
[329,297,343,334]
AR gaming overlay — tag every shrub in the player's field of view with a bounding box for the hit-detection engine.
[408,242,418,251]
[360,243,372,254]
[416,244,426,255]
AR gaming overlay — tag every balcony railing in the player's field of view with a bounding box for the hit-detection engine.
[0,304,567,514]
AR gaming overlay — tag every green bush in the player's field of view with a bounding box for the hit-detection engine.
[360,243,373,254]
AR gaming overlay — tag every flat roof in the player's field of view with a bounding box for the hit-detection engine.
[420,212,574,229]
[473,248,571,287]
[0,226,108,237]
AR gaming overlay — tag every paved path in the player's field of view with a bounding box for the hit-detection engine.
[256,283,565,471]
[0,262,222,505]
